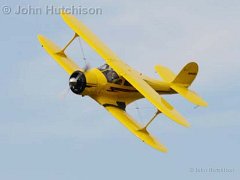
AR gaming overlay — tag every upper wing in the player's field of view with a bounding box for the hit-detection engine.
[61,12,189,127]
[38,35,81,75]
[103,105,168,152]
[117,71,190,127]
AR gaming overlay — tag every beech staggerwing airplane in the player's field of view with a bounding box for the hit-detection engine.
[38,12,208,152]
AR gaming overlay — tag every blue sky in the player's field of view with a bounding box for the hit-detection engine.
[0,0,239,179]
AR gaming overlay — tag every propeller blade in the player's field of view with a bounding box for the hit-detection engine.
[59,87,70,100]
[83,63,91,72]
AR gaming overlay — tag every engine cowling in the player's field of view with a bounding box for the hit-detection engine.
[69,71,86,95]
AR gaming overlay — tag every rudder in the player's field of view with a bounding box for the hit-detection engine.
[172,62,198,87]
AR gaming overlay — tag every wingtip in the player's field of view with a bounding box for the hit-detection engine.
[178,119,191,128]
[60,10,72,17]
[195,97,208,107]
[60,10,67,16]
[182,119,191,128]
[37,34,51,48]
[202,101,208,107]
[160,146,168,153]
[184,122,191,128]
[37,34,44,41]
[37,34,46,46]
[195,100,208,107]
[152,138,169,153]
[153,143,168,153]
[177,117,191,128]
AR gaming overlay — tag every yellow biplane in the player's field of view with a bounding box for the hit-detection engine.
[38,12,208,152]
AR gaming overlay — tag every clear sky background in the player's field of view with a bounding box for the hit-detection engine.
[0,0,239,180]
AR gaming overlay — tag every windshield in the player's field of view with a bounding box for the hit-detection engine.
[98,64,109,71]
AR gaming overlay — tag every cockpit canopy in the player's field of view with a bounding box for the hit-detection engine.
[98,64,133,87]
[98,64,122,84]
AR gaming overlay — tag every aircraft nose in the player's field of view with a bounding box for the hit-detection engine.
[69,77,77,84]
[69,71,86,95]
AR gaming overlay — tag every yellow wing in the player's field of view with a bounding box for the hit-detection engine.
[61,12,190,127]
[155,65,176,82]
[104,105,168,152]
[38,35,81,75]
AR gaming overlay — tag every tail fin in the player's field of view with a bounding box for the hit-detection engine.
[155,62,198,87]
[155,62,208,107]
[172,62,198,87]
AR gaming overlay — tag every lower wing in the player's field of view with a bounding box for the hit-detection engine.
[103,105,168,152]
[38,35,81,75]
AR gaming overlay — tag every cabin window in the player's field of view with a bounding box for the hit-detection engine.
[123,80,132,87]
[98,64,122,84]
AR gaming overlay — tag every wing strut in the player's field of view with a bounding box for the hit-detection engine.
[57,33,79,56]
[139,110,162,132]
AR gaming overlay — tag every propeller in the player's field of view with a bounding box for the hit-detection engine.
[59,36,90,99]
[58,73,81,100]
[59,86,70,100]
[83,62,91,73]
[59,67,89,100]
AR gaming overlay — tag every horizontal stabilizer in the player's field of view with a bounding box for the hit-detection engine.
[155,65,176,82]
[171,84,208,107]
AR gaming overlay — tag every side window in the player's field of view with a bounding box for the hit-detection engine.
[108,71,118,81]
[106,71,120,83]
[99,64,122,85]
[114,79,123,85]
[123,80,132,87]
